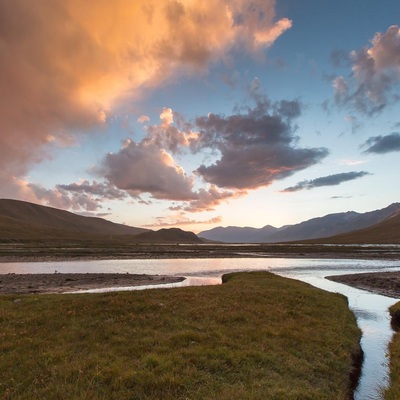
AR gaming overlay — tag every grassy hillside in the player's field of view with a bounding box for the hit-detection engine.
[0,199,148,240]
[0,199,203,244]
[305,212,400,244]
[0,272,361,400]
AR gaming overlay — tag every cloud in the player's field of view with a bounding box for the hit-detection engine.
[137,115,150,124]
[344,115,363,134]
[333,25,400,115]
[281,171,371,192]
[56,180,128,200]
[96,136,247,211]
[24,180,129,212]
[76,211,112,218]
[0,0,291,190]
[192,96,328,189]
[172,186,247,213]
[28,183,101,211]
[330,49,350,68]
[331,195,353,199]
[362,132,400,154]
[97,139,197,201]
[144,215,222,228]
[143,108,198,153]
[339,159,367,166]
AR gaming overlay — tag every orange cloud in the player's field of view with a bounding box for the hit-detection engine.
[0,0,291,193]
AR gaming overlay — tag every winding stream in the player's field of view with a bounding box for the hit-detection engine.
[1,257,399,399]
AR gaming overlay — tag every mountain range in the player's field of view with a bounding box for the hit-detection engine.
[199,203,400,243]
[307,211,400,244]
[1,198,399,244]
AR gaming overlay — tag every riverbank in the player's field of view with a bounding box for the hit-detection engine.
[0,272,361,400]
[0,273,185,295]
[326,271,400,299]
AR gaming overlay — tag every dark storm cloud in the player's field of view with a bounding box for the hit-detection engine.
[362,132,400,154]
[281,171,371,193]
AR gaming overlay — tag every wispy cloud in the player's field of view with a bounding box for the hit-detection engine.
[144,215,222,228]
[339,159,368,166]
[281,171,372,192]
[344,115,363,134]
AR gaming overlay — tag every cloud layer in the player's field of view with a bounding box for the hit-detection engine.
[281,171,371,192]
[34,92,330,214]
[0,0,291,195]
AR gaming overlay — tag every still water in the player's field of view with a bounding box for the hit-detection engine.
[2,257,400,400]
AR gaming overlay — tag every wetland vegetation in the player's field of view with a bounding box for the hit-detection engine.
[0,272,361,400]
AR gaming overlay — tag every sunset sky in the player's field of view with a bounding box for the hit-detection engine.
[1,0,400,232]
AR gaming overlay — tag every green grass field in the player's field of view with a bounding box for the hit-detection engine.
[385,302,400,400]
[0,272,361,399]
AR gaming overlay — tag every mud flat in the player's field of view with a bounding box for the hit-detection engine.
[0,273,185,294]
[327,271,400,298]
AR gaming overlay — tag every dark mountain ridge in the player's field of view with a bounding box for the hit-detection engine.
[0,198,148,239]
[0,199,201,243]
[305,210,400,244]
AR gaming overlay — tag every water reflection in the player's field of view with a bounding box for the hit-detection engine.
[1,257,399,400]
[69,276,221,294]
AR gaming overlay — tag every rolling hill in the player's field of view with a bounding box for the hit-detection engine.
[0,199,202,243]
[0,198,148,240]
[131,228,203,243]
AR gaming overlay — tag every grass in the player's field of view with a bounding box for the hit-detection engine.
[0,271,361,399]
[385,302,400,400]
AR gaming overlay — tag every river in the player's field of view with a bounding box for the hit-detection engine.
[1,257,400,399]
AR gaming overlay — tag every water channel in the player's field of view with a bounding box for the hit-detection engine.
[1,257,400,399]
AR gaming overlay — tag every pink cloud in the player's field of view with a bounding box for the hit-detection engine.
[333,25,400,114]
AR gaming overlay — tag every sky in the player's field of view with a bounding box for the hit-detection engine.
[1,0,400,233]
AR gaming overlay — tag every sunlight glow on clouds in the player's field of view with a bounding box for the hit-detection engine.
[334,25,400,115]
[1,1,398,231]
[0,0,291,195]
